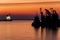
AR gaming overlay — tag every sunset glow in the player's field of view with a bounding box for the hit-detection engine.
[0,0,60,16]
[0,3,60,15]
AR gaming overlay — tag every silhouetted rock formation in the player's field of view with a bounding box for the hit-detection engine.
[51,10,59,27]
[32,13,40,30]
[40,8,45,28]
[45,9,52,28]
[50,8,59,28]
[58,20,60,27]
[32,8,60,30]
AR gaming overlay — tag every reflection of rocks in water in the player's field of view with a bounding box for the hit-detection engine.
[41,27,44,40]
[51,28,58,40]
[46,27,58,40]
[32,26,40,40]
[34,28,39,40]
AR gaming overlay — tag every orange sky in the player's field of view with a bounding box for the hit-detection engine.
[0,0,60,15]
[0,2,60,15]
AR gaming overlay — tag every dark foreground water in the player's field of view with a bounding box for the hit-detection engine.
[0,20,60,40]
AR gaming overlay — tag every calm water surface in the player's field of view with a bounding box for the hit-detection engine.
[0,20,60,40]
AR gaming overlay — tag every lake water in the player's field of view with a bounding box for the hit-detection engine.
[0,20,60,40]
